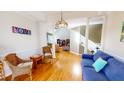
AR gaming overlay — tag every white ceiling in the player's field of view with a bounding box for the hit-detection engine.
[15,11,109,28]
[15,11,108,22]
[15,11,46,22]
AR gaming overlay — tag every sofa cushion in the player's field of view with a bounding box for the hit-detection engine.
[82,59,94,67]
[83,67,108,81]
[93,58,108,72]
[93,51,112,61]
[82,54,94,59]
[103,58,124,81]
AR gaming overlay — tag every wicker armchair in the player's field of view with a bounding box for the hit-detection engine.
[5,53,32,81]
[42,46,52,58]
[0,61,5,80]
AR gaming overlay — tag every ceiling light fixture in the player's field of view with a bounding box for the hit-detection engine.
[55,11,68,29]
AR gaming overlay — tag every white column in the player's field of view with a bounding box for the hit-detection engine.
[84,17,90,53]
[52,43,56,58]
[52,31,56,58]
[100,16,107,50]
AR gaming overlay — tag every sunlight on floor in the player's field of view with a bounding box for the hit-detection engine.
[73,63,81,76]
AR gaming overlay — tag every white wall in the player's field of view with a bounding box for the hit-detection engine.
[55,29,70,44]
[38,21,55,53]
[0,12,41,76]
[70,29,80,55]
[0,12,40,58]
[38,22,48,53]
[104,12,124,59]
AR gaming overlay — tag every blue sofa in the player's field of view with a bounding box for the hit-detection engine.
[81,51,124,81]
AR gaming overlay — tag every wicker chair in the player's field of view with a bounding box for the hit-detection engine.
[42,46,52,58]
[5,53,32,81]
[42,46,53,63]
[0,61,5,80]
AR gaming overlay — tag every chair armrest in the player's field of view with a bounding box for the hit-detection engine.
[82,54,94,59]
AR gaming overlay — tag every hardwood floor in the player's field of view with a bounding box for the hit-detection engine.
[6,51,82,81]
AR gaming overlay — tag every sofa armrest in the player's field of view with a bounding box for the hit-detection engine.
[82,54,94,59]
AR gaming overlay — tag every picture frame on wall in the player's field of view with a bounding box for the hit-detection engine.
[120,22,124,42]
[12,26,31,35]
[46,32,54,44]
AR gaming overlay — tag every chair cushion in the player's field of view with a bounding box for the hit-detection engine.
[16,56,25,63]
[93,51,112,61]
[45,53,52,56]
[82,59,94,67]
[5,53,23,66]
[5,53,19,66]
[103,58,124,81]
[18,62,32,67]
[92,58,108,72]
[83,67,108,81]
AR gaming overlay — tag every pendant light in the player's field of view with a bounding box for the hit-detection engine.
[55,11,68,29]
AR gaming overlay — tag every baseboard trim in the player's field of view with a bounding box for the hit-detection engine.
[17,48,41,59]
[104,50,124,61]
[0,48,41,59]
[70,51,80,55]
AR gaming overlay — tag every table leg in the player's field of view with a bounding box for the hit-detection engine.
[33,59,37,69]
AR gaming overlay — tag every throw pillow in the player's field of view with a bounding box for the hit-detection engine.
[92,57,107,72]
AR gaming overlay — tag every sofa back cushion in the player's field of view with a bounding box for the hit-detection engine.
[93,51,112,61]
[103,58,124,80]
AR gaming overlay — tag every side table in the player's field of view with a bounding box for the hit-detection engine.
[43,57,56,64]
[30,55,43,69]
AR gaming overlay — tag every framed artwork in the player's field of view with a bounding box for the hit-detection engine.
[120,22,124,42]
[47,32,54,44]
[12,26,31,35]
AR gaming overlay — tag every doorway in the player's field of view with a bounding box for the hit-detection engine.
[70,16,105,55]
